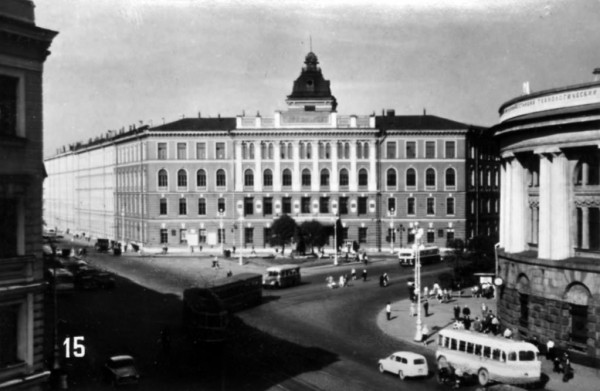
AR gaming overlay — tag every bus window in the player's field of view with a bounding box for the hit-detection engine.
[519,351,536,361]
[459,341,466,352]
[483,346,491,358]
[502,352,507,362]
[450,338,457,350]
[492,349,502,361]
[474,344,482,356]
[438,335,444,346]
[508,352,517,361]
[466,342,474,354]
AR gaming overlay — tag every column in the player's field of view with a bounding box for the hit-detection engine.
[533,206,539,245]
[273,143,281,191]
[235,141,243,191]
[499,160,508,248]
[312,141,320,191]
[550,152,571,259]
[537,154,552,259]
[581,207,590,249]
[330,141,338,192]
[255,143,262,192]
[509,157,528,253]
[349,142,358,191]
[292,141,300,191]
[369,141,377,191]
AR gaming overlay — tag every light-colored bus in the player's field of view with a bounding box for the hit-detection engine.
[262,264,301,289]
[398,246,441,267]
[435,329,541,387]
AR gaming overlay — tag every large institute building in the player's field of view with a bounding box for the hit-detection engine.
[494,70,600,365]
[44,52,498,252]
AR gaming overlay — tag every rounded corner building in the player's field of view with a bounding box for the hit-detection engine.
[493,69,600,366]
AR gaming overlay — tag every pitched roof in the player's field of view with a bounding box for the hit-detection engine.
[151,117,236,131]
[376,114,473,130]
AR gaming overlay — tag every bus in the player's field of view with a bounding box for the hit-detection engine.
[183,273,262,342]
[262,264,301,289]
[435,329,541,387]
[398,246,441,267]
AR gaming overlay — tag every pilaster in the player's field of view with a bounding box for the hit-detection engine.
[235,142,243,192]
[349,142,358,191]
[292,142,300,191]
[274,143,281,191]
[369,141,377,191]
[331,141,338,192]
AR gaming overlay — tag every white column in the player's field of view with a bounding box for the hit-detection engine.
[349,142,358,191]
[537,154,552,259]
[235,142,243,191]
[369,141,377,191]
[510,157,528,253]
[312,141,320,191]
[255,143,262,192]
[549,152,571,259]
[274,143,281,191]
[292,142,301,191]
[499,160,508,248]
[581,207,590,249]
[330,141,338,192]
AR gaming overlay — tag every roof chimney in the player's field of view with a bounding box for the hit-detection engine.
[423,108,427,116]
[198,111,201,118]
[386,109,395,117]
[594,68,600,82]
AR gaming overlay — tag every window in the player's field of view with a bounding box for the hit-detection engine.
[177,169,187,187]
[339,197,348,215]
[427,230,435,243]
[426,168,436,187]
[407,197,415,215]
[339,169,349,187]
[358,197,368,215]
[447,230,455,241]
[244,197,253,216]
[216,142,225,159]
[406,141,416,158]
[160,229,168,244]
[483,347,491,359]
[216,169,226,187]
[344,143,350,159]
[445,141,456,158]
[388,198,396,213]
[179,198,187,215]
[282,197,292,214]
[302,169,311,187]
[445,197,455,215]
[0,304,19,367]
[242,143,248,159]
[180,229,187,244]
[177,143,187,159]
[320,197,329,213]
[301,197,311,213]
[306,143,312,159]
[363,143,369,159]
[300,142,306,159]
[199,229,206,243]
[320,169,330,186]
[263,169,273,187]
[263,197,273,215]
[158,169,168,187]
[261,142,268,159]
[196,169,206,187]
[445,168,456,187]
[0,199,17,257]
[0,75,18,136]
[198,198,206,215]
[268,143,274,159]
[358,168,368,187]
[160,198,167,215]
[570,304,588,344]
[427,197,435,215]
[425,141,435,158]
[386,168,397,187]
[282,169,292,186]
[218,229,225,244]
[519,293,529,327]
[245,228,254,245]
[356,142,363,159]
[249,143,255,159]
[244,169,254,187]
[264,227,272,246]
[325,143,331,159]
[158,143,167,160]
[196,142,206,159]
[406,168,416,187]
[359,227,367,243]
[386,141,396,159]
[218,198,225,213]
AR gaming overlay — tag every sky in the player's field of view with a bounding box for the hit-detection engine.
[35,0,600,157]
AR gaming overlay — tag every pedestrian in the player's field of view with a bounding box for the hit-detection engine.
[503,327,513,339]
[383,273,389,286]
[226,270,233,277]
[442,288,448,303]
[424,286,429,299]
[547,340,555,361]
[410,301,416,317]
[456,282,462,297]
[421,324,430,345]
[491,316,500,335]
[251,245,256,255]
[481,302,488,318]
[453,303,461,320]
[473,317,482,332]
[232,245,236,254]
[462,305,471,318]
[339,275,345,288]
[379,274,385,287]
[351,268,357,280]
[561,353,574,382]
[363,252,369,265]
[463,315,471,330]
[423,297,429,317]
[386,302,391,320]
[362,269,367,281]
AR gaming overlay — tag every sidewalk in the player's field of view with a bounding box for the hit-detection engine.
[377,294,599,391]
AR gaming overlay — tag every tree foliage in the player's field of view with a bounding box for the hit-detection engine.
[270,215,297,255]
[299,221,328,254]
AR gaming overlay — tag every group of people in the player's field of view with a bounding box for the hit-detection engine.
[327,268,373,289]
[470,282,495,299]
[451,303,503,336]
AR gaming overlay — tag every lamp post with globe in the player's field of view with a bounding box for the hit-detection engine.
[413,225,424,342]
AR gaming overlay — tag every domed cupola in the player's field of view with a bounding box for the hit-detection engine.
[286,52,337,112]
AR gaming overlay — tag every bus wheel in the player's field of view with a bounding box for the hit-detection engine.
[478,368,490,386]
[437,356,448,370]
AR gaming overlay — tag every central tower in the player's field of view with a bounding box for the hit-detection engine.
[286,52,337,112]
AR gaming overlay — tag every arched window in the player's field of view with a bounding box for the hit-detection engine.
[358,168,368,187]
[363,143,369,159]
[282,169,292,186]
[249,143,255,159]
[325,143,331,159]
[300,142,305,159]
[406,168,416,187]
[386,168,397,187]
[268,143,274,159]
[216,169,226,187]
[301,168,311,187]
[339,169,349,187]
[263,169,273,187]
[320,169,330,186]
[242,143,248,159]
[287,143,293,160]
[261,142,267,159]
[337,142,343,159]
[244,169,254,186]
[445,168,456,187]
[319,142,325,159]
[196,169,206,187]
[426,168,436,187]
[177,169,187,187]
[306,143,312,159]
[344,143,350,159]
[280,143,286,159]
[158,169,168,187]
[356,143,363,159]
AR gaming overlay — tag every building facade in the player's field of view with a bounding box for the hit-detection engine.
[44,52,498,252]
[0,0,57,389]
[493,70,600,365]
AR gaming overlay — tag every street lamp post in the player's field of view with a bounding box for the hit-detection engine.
[218,209,224,254]
[399,224,404,248]
[390,208,395,253]
[239,216,244,266]
[413,225,424,342]
[333,214,339,266]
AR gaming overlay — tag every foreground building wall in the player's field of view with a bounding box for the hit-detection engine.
[493,71,600,365]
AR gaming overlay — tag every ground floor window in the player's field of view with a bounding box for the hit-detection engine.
[282,197,292,214]
[0,304,19,367]
[358,227,367,243]
[427,230,435,243]
[264,227,272,247]
[245,228,254,246]
[199,229,206,243]
[160,229,168,244]
[0,198,18,257]
[180,229,187,244]
[446,230,454,242]
[358,197,367,215]
[570,304,588,344]
[218,228,225,244]
[519,293,529,328]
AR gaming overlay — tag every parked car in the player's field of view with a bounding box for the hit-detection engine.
[103,355,140,387]
[75,268,116,290]
[95,238,110,252]
[46,268,75,292]
[378,351,429,380]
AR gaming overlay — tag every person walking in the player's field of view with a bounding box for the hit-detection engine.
[453,303,461,320]
[473,317,482,332]
[421,324,430,345]
[351,268,356,280]
[386,302,392,320]
[423,297,429,317]
[481,302,488,318]
[462,304,471,319]
[362,269,368,281]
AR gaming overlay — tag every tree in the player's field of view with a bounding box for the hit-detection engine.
[270,215,297,255]
[299,221,326,254]
[335,218,344,252]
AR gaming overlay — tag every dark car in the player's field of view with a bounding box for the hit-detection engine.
[103,355,140,387]
[74,268,115,290]
[95,238,110,252]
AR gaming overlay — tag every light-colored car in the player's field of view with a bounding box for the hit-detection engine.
[378,351,429,380]
[103,355,140,387]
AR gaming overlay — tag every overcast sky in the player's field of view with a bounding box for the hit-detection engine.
[36,0,600,157]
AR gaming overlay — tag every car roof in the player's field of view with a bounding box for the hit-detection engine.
[109,355,134,362]
[391,351,425,359]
